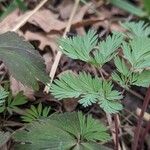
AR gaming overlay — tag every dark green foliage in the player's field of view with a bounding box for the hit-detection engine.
[13,112,111,150]
[21,103,51,123]
[0,92,27,114]
[0,32,49,90]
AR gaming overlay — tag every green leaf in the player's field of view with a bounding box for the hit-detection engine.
[133,70,150,87]
[121,21,150,38]
[0,87,9,106]
[14,112,111,150]
[122,37,150,72]
[0,0,27,20]
[59,30,98,62]
[92,33,123,67]
[0,131,10,148]
[109,0,147,17]
[143,0,150,13]
[0,32,49,90]
[21,103,51,123]
[50,71,123,113]
[10,92,27,106]
[114,57,129,76]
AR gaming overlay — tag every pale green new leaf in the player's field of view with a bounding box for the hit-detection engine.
[92,33,123,67]
[114,57,129,76]
[14,112,110,150]
[59,30,98,62]
[133,70,150,87]
[0,131,10,148]
[121,21,150,38]
[98,81,123,113]
[50,72,123,113]
[122,37,150,72]
[0,32,49,90]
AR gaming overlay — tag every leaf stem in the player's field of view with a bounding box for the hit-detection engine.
[114,114,119,150]
[100,69,121,150]
[132,87,150,150]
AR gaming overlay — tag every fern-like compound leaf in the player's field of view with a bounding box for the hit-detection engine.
[50,71,123,113]
[92,32,123,67]
[121,21,150,38]
[59,30,98,62]
[122,37,150,72]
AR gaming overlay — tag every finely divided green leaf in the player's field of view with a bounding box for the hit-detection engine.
[50,72,123,113]
[59,30,98,62]
[122,37,150,71]
[92,33,123,67]
[121,21,150,38]
[0,32,49,90]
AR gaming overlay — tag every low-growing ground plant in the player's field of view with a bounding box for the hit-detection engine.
[0,20,150,150]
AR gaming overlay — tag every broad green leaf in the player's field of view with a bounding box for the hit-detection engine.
[14,112,111,150]
[10,92,27,106]
[0,32,49,90]
[109,0,147,17]
[143,0,150,13]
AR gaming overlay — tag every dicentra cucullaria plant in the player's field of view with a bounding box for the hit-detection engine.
[50,21,150,114]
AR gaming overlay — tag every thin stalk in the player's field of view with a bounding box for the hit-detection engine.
[132,87,150,150]
[114,115,119,150]
[139,120,150,150]
[100,69,121,150]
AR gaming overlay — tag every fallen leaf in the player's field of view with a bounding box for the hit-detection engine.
[0,10,20,34]
[10,76,35,100]
[28,10,66,33]
[24,31,58,51]
[58,0,74,20]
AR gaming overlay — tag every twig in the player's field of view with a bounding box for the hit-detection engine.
[11,0,49,32]
[139,120,150,149]
[132,87,150,150]
[44,0,80,93]
[114,115,119,150]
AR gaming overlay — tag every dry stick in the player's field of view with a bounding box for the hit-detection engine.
[114,115,119,150]
[132,87,150,150]
[44,0,80,93]
[11,0,49,32]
